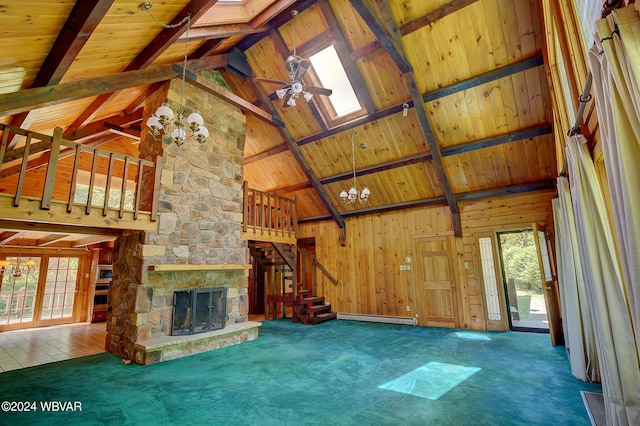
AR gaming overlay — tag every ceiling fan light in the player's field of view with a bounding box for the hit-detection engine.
[276,88,288,99]
[287,96,297,107]
[304,92,314,102]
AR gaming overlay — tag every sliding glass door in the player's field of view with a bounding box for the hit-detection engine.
[0,255,80,330]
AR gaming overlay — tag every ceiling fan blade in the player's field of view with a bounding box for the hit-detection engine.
[294,58,311,81]
[303,86,332,96]
[254,77,289,86]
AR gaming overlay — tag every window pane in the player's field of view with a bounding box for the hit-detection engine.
[41,257,79,320]
[309,45,361,117]
[479,238,501,321]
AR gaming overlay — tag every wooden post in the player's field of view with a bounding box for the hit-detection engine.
[150,155,162,221]
[41,127,63,210]
[119,157,130,218]
[242,181,248,232]
[14,132,32,207]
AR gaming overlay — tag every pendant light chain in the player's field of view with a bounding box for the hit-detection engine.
[339,134,371,204]
[140,2,209,145]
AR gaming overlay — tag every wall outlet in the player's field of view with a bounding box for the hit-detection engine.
[464,262,469,269]
[406,305,411,312]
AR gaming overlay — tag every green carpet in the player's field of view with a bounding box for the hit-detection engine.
[0,319,602,425]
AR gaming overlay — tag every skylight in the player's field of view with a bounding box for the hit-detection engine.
[309,45,361,118]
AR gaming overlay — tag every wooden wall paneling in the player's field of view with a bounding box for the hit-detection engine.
[297,190,555,330]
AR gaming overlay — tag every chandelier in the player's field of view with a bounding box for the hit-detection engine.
[140,2,209,146]
[0,258,37,278]
[340,135,370,204]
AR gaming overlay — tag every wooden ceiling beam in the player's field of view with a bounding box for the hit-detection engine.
[182,67,284,127]
[351,1,411,73]
[423,54,545,103]
[5,0,115,149]
[178,24,270,42]
[398,0,480,36]
[298,180,557,223]
[244,144,289,164]
[64,110,143,141]
[63,0,220,132]
[441,123,553,156]
[36,234,71,247]
[297,102,410,146]
[351,0,461,236]
[236,0,318,51]
[0,231,22,245]
[456,180,556,201]
[128,0,221,71]
[0,220,121,237]
[71,235,118,248]
[0,55,228,117]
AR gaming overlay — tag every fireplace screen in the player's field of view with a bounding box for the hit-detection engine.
[172,288,227,336]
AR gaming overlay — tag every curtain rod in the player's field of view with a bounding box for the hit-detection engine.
[560,71,593,177]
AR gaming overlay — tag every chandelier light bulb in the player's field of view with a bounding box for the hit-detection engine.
[194,126,209,144]
[140,12,208,146]
[187,111,204,130]
[155,102,174,126]
[146,116,163,135]
[339,135,371,205]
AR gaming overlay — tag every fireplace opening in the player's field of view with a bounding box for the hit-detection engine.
[172,288,227,336]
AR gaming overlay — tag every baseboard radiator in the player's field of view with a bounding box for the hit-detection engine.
[337,313,417,326]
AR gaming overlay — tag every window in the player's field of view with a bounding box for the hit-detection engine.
[309,46,361,117]
[306,45,367,127]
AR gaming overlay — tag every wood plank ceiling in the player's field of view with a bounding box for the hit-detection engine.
[0,0,555,247]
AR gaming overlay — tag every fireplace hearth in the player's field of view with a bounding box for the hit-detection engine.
[172,288,227,336]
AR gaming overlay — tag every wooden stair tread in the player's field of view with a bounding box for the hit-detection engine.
[307,304,331,313]
[302,296,324,304]
[309,312,337,324]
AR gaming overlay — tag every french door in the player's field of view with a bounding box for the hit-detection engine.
[0,255,81,331]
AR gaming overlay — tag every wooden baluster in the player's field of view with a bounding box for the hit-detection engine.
[41,127,63,210]
[14,132,33,207]
[86,149,100,214]
[67,145,82,213]
[150,156,162,221]
[103,152,116,216]
[134,159,144,220]
[119,157,130,218]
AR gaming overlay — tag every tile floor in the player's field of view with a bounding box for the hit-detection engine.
[0,322,106,373]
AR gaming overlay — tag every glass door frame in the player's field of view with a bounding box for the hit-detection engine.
[0,248,89,331]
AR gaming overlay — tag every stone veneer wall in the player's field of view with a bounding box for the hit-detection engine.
[106,74,249,362]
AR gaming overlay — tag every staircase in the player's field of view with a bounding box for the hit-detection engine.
[249,242,336,325]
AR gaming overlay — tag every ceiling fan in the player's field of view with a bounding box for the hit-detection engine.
[254,10,332,108]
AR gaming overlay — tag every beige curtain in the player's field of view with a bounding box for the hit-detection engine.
[590,4,640,354]
[566,134,640,425]
[553,179,599,382]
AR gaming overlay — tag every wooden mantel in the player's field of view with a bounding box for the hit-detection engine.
[147,264,252,272]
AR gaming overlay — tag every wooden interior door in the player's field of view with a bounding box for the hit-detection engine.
[413,236,458,328]
[532,223,564,346]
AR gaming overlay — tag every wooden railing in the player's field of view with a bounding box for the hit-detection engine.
[242,181,297,243]
[297,246,338,297]
[0,124,160,230]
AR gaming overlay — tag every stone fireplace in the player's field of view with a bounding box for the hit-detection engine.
[105,71,260,365]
